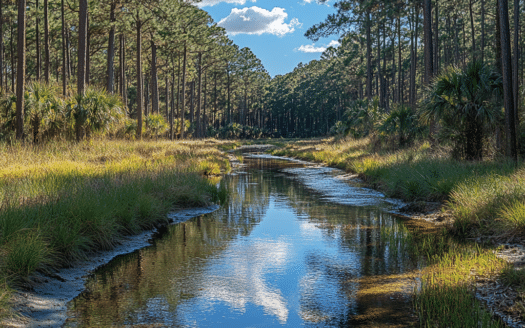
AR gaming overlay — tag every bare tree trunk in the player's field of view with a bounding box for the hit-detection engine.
[423,0,433,84]
[434,0,439,72]
[176,55,180,138]
[66,28,71,79]
[165,77,169,121]
[377,14,383,107]
[366,10,372,99]
[10,19,14,92]
[454,16,460,65]
[120,34,127,108]
[213,72,217,129]
[86,14,90,85]
[144,78,149,117]
[190,81,194,127]
[513,0,519,129]
[107,1,116,93]
[495,0,502,73]
[180,43,187,139]
[196,52,202,138]
[36,0,40,80]
[61,0,66,95]
[0,0,4,91]
[398,15,403,104]
[76,0,88,141]
[170,65,175,140]
[481,0,485,63]
[44,0,49,83]
[203,70,207,136]
[227,68,231,124]
[150,41,159,114]
[498,0,517,161]
[136,18,143,138]
[469,0,476,60]
[16,0,26,140]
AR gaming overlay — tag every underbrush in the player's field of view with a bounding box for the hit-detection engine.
[0,139,232,289]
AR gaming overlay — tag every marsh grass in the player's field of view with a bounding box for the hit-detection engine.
[382,224,506,327]
[0,138,233,291]
[275,137,521,326]
[272,137,525,237]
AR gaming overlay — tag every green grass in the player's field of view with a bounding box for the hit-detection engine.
[381,224,506,327]
[0,138,233,313]
[274,137,525,325]
[271,137,525,237]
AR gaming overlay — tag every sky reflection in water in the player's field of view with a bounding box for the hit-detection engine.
[65,157,417,327]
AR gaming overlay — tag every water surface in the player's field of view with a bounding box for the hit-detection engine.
[65,156,420,327]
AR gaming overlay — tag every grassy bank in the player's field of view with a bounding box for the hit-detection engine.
[0,138,232,318]
[271,137,525,237]
[271,137,525,326]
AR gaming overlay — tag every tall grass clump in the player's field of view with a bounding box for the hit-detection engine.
[449,166,525,236]
[0,139,232,286]
[381,223,506,327]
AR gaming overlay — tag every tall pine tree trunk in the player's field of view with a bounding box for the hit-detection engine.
[16,0,26,140]
[190,81,194,127]
[434,0,439,72]
[498,0,517,161]
[203,71,207,136]
[136,18,143,139]
[366,10,372,99]
[107,1,116,93]
[170,65,175,140]
[36,0,40,80]
[120,34,127,107]
[481,0,485,63]
[76,0,88,141]
[0,0,4,91]
[44,0,49,83]
[196,52,202,138]
[150,41,159,114]
[423,0,433,84]
[398,16,403,104]
[180,43,187,139]
[469,0,476,59]
[513,0,519,129]
[61,0,66,95]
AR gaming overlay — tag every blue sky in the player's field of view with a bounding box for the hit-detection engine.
[196,0,339,77]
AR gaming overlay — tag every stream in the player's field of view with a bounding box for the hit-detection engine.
[64,155,423,327]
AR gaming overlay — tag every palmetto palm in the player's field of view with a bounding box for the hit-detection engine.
[25,82,63,142]
[421,61,502,160]
[67,87,125,140]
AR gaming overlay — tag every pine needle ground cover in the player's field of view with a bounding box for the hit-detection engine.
[0,139,232,317]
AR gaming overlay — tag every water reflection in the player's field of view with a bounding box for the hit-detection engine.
[65,157,419,327]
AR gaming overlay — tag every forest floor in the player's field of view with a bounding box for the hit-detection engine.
[264,137,525,327]
[0,138,234,325]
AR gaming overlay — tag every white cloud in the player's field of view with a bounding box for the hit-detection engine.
[296,40,340,53]
[197,0,256,7]
[301,0,331,5]
[218,7,301,36]
[297,44,326,53]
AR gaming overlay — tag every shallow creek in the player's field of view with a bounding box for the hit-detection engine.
[64,155,424,327]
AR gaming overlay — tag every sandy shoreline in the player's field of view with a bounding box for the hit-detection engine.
[4,206,220,328]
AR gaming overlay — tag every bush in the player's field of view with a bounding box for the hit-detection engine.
[420,61,502,160]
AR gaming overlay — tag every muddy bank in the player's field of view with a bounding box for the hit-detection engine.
[4,206,219,328]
